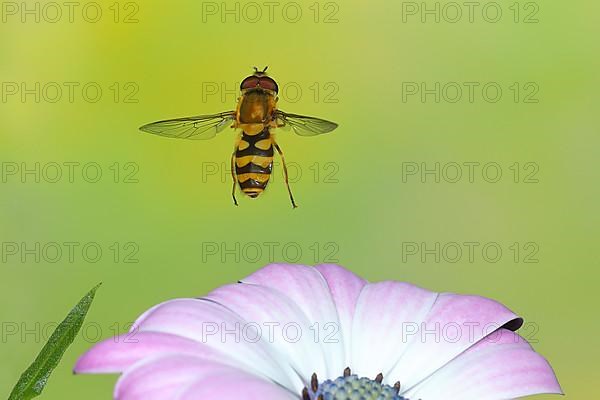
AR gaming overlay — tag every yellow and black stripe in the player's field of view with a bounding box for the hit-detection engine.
[235,128,274,198]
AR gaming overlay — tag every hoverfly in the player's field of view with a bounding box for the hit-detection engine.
[139,67,338,208]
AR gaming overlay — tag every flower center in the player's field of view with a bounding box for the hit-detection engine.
[302,368,407,400]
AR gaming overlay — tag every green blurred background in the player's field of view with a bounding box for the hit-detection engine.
[1,0,598,398]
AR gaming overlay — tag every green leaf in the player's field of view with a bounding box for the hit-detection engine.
[8,283,102,400]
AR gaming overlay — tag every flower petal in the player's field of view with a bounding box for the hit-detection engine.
[115,354,293,400]
[179,370,298,400]
[74,332,226,374]
[240,263,346,377]
[205,282,326,392]
[387,293,523,390]
[315,264,368,367]
[130,298,295,388]
[405,329,562,400]
[350,281,438,378]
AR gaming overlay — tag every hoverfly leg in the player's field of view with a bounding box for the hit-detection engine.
[273,140,298,209]
[230,150,238,206]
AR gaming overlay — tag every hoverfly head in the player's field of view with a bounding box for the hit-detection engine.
[240,66,278,93]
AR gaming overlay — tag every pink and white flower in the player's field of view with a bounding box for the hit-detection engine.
[75,264,562,400]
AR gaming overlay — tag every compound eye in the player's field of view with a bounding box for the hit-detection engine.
[258,77,278,93]
[240,76,260,90]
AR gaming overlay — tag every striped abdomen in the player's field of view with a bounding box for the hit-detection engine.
[235,128,273,198]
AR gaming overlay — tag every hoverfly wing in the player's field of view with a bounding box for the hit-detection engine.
[275,110,338,136]
[140,111,236,140]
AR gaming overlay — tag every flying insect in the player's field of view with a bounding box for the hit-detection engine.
[139,67,338,208]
